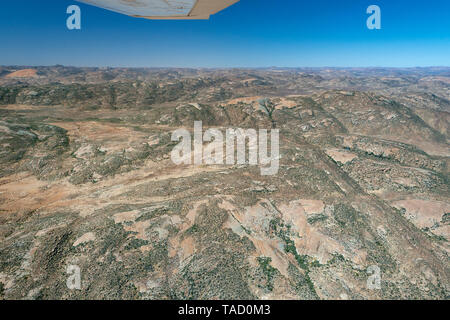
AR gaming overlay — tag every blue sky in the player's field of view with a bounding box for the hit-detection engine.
[0,0,449,67]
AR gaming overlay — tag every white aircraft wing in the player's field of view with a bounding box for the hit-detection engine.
[76,0,239,20]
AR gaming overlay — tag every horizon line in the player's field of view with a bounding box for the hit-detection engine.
[2,65,450,70]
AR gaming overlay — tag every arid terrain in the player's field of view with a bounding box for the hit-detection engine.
[0,66,449,299]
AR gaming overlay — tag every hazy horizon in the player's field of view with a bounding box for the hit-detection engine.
[3,65,450,69]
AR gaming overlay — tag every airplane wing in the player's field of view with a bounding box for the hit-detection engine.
[76,0,239,20]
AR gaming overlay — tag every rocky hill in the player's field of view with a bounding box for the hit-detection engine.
[0,67,448,299]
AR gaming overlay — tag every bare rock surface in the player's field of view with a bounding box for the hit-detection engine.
[0,67,448,300]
